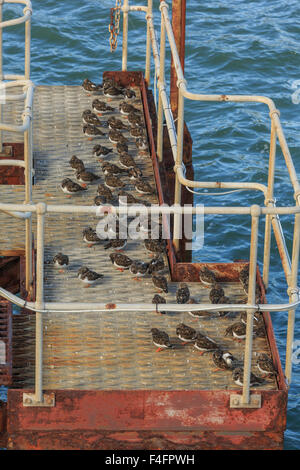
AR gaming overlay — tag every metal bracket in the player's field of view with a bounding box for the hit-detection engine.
[23,392,55,407]
[0,146,13,158]
[230,393,261,409]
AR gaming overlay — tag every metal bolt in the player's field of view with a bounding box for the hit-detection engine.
[24,397,32,405]
[45,396,53,405]
[233,398,239,406]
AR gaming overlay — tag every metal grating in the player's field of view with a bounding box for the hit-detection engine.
[0,85,277,391]
[0,301,12,385]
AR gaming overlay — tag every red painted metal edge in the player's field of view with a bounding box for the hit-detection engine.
[0,143,25,185]
[7,429,284,450]
[0,301,12,385]
[0,256,20,294]
[7,389,287,434]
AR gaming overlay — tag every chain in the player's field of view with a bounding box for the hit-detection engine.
[109,0,122,52]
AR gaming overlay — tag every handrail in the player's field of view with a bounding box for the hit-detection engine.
[119,1,300,404]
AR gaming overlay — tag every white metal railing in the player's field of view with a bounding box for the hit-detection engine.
[0,0,34,296]
[120,0,300,404]
[0,0,298,407]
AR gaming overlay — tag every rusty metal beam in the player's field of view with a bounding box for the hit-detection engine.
[7,429,284,450]
[170,0,186,114]
[0,143,25,185]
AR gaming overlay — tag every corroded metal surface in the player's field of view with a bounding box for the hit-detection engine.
[7,388,286,449]
[0,301,12,385]
[0,143,25,185]
[7,429,285,450]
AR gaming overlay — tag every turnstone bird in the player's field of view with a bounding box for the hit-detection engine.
[103,85,124,100]
[83,124,105,139]
[152,294,166,315]
[116,141,129,154]
[123,88,136,100]
[187,298,211,318]
[97,184,114,201]
[144,239,166,255]
[199,265,216,287]
[53,253,69,272]
[150,328,173,352]
[104,239,127,251]
[82,110,103,127]
[82,227,102,247]
[92,99,114,115]
[135,136,148,151]
[130,126,145,138]
[94,195,111,206]
[232,367,264,387]
[240,310,262,325]
[118,152,136,169]
[209,284,225,303]
[253,323,266,338]
[212,350,236,371]
[105,174,126,190]
[148,255,165,274]
[134,179,154,195]
[77,266,104,286]
[194,332,219,355]
[75,169,100,185]
[128,167,143,181]
[176,283,190,304]
[225,322,247,341]
[119,101,138,116]
[93,144,113,158]
[82,78,102,95]
[69,155,85,172]
[101,162,126,176]
[129,260,149,280]
[152,274,168,293]
[109,253,132,271]
[176,323,197,344]
[128,112,143,127]
[107,116,129,131]
[214,295,233,317]
[61,178,87,195]
[118,190,141,205]
[108,129,128,145]
[256,353,277,377]
[239,264,261,299]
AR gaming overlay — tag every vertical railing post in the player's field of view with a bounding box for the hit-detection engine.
[25,4,31,80]
[285,197,300,385]
[35,202,46,404]
[263,119,277,289]
[145,0,152,85]
[157,2,166,162]
[24,117,33,296]
[173,85,185,251]
[122,0,129,71]
[242,205,260,404]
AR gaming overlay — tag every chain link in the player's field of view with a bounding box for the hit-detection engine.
[109,0,122,52]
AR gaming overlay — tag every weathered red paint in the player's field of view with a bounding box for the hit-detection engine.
[7,388,287,432]
[0,143,25,185]
[170,0,186,114]
[172,261,250,283]
[7,430,284,450]
[0,301,12,385]
[0,256,20,294]
[0,401,7,448]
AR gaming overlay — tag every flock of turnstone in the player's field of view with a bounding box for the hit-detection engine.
[150,264,278,388]
[53,78,276,388]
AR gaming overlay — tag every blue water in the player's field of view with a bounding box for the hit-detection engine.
[2,0,300,449]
